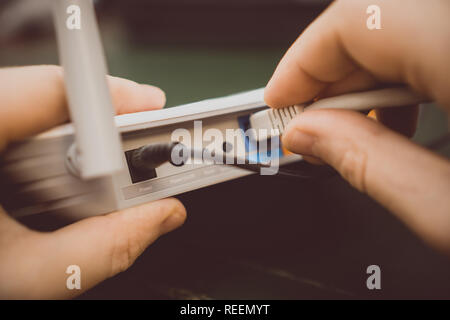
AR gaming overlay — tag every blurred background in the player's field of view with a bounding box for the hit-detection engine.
[1,0,449,299]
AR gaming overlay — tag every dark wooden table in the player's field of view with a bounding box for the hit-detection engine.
[73,161,450,299]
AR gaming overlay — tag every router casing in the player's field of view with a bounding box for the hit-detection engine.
[0,89,301,219]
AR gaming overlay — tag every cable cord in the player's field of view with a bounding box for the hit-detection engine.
[129,142,337,180]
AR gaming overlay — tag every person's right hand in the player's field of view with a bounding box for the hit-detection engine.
[264,0,450,252]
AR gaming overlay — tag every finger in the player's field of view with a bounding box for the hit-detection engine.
[264,0,450,109]
[318,70,379,99]
[282,109,450,252]
[0,66,67,150]
[0,198,186,299]
[0,65,166,150]
[309,67,419,139]
[298,104,419,164]
[108,75,166,114]
[317,68,419,138]
[265,1,354,108]
[276,61,418,138]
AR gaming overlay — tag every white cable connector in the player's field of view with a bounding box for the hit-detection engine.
[249,104,305,139]
[250,87,429,140]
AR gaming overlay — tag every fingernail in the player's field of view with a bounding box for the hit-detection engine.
[282,128,316,155]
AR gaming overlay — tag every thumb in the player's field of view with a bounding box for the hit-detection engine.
[282,109,450,252]
[50,198,186,298]
[0,198,186,299]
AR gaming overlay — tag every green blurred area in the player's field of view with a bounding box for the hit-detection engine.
[0,35,285,107]
[107,45,284,108]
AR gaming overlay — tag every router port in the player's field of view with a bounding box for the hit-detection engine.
[125,149,157,184]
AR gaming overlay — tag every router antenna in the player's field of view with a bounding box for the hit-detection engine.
[52,0,123,179]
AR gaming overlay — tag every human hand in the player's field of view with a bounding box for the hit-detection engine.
[0,65,187,299]
[264,0,450,251]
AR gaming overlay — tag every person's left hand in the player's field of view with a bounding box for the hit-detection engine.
[0,65,187,299]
